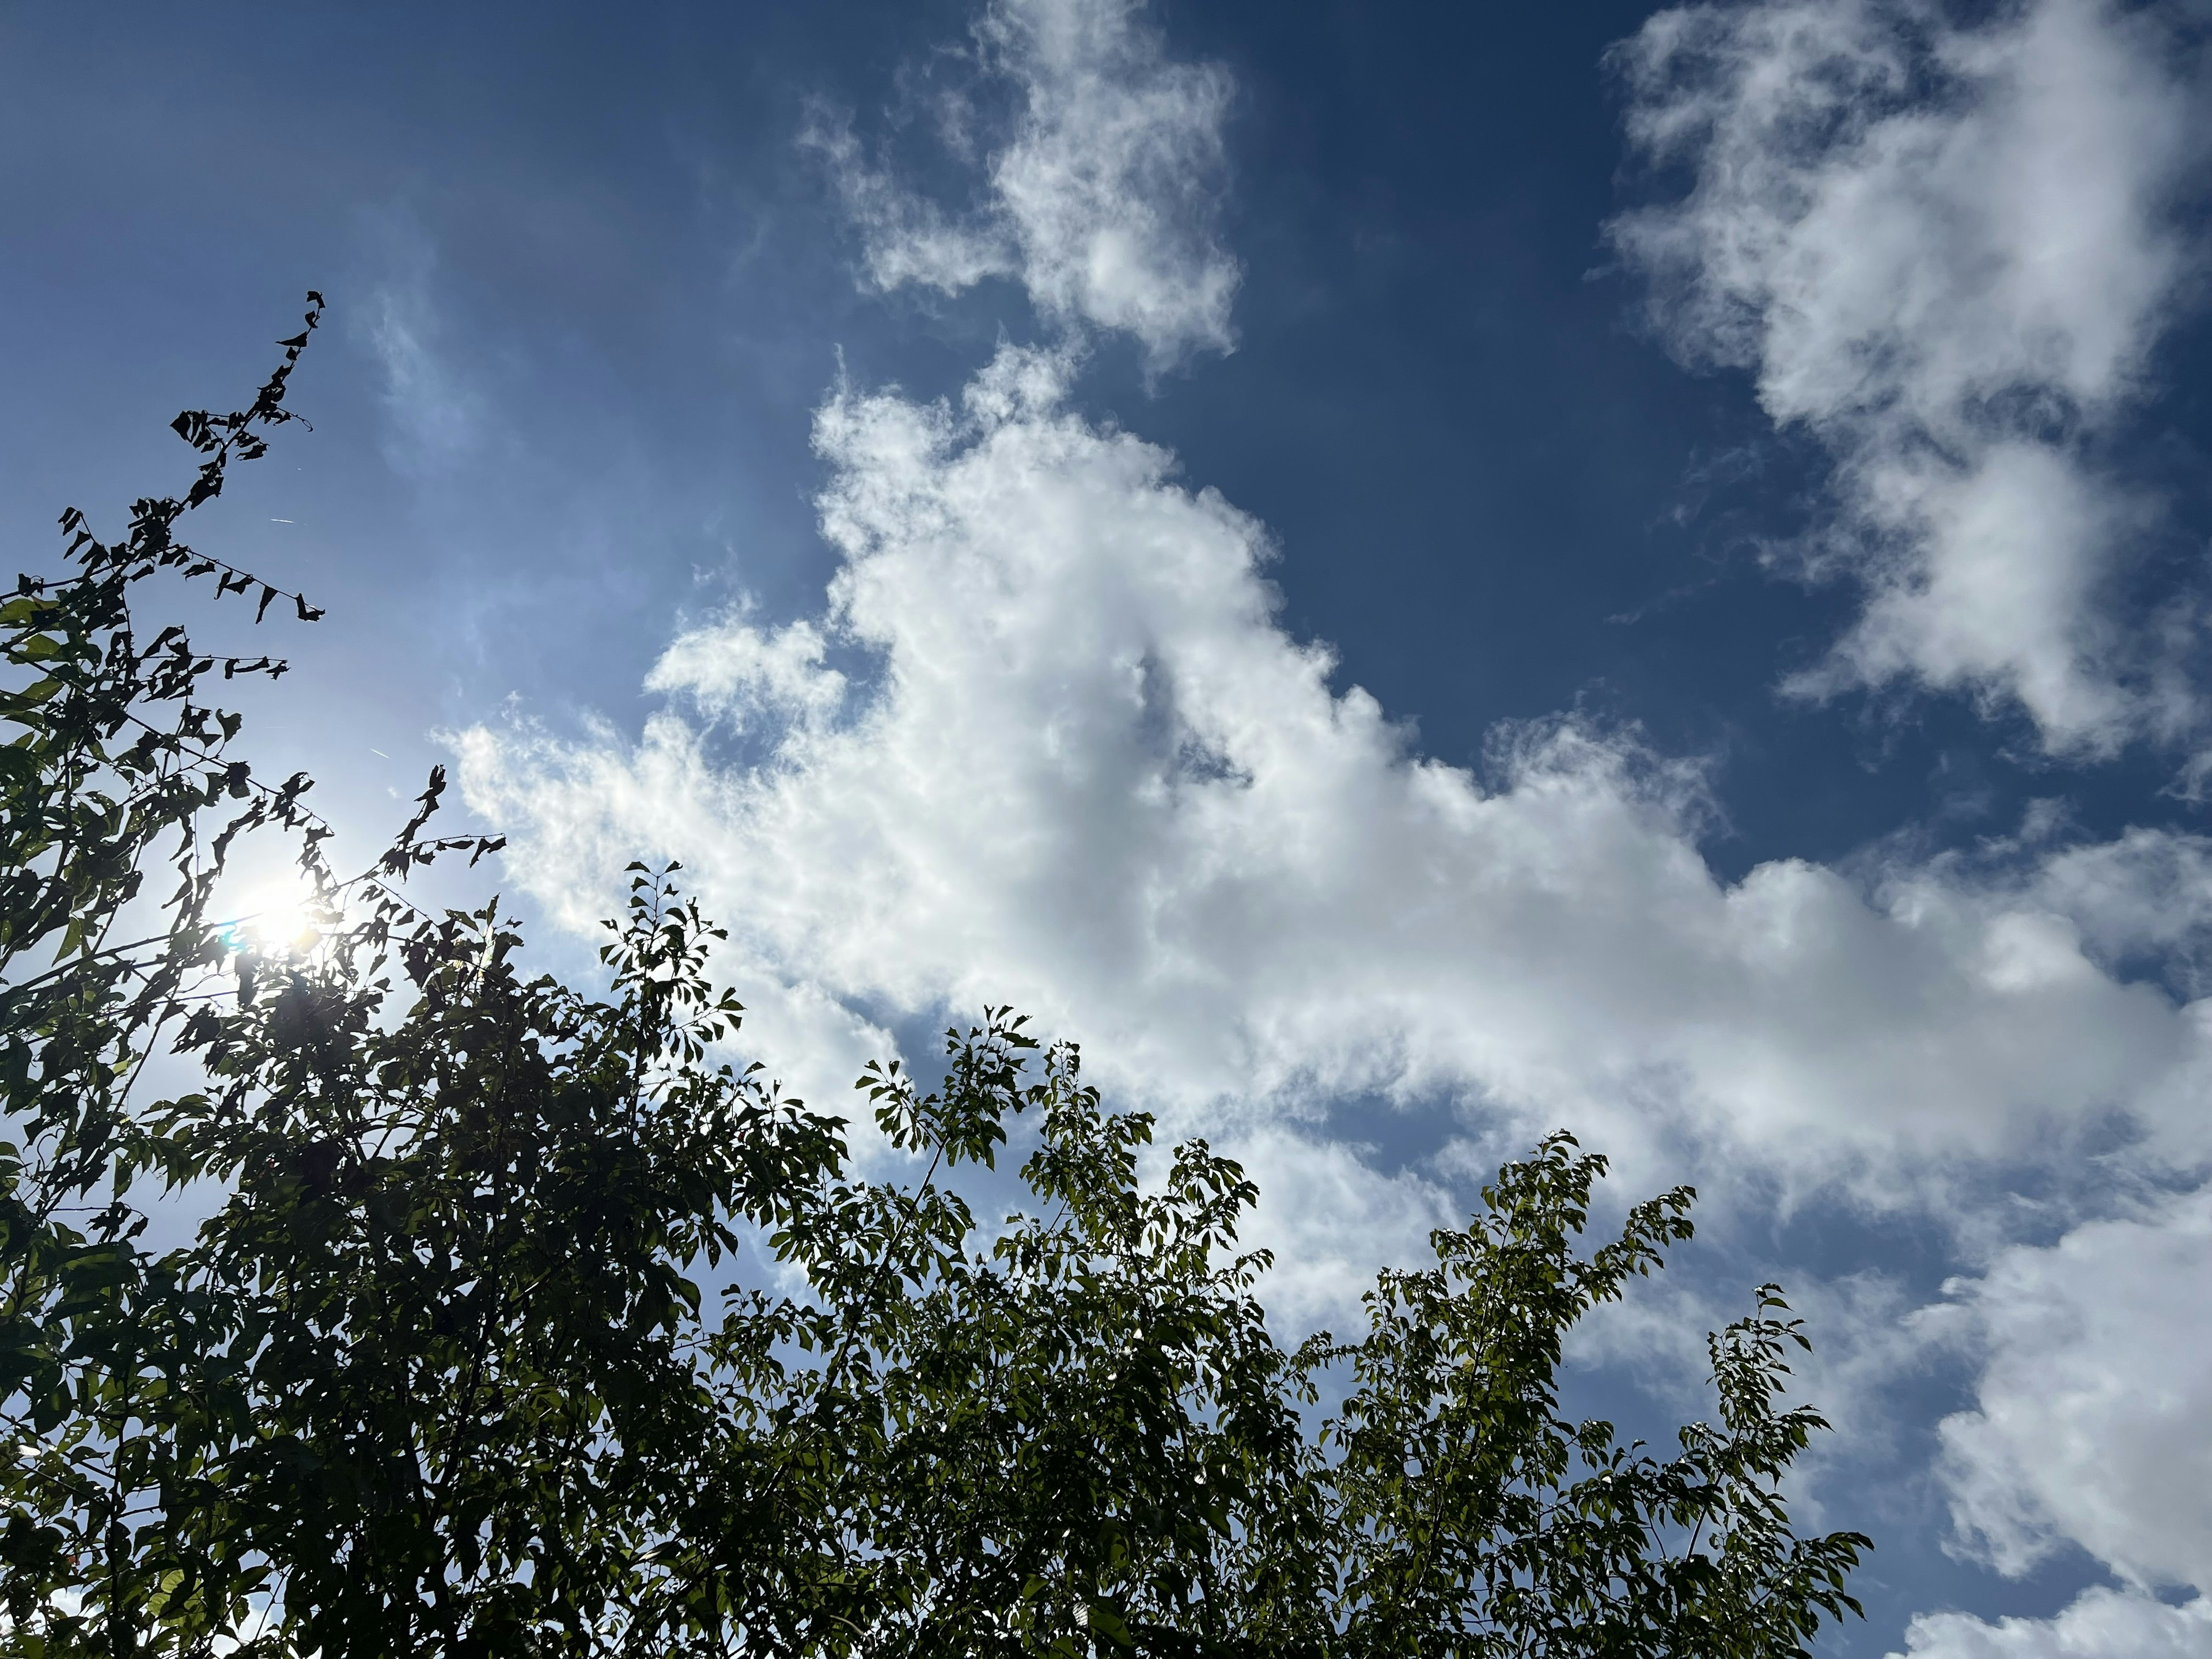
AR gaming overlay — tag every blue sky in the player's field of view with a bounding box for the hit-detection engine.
[8,2,2212,1652]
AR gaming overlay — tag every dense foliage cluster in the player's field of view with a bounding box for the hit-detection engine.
[0,312,1866,1656]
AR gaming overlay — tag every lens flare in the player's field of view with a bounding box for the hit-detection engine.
[232,877,324,956]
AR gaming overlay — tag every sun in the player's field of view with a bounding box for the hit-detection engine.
[233,875,325,956]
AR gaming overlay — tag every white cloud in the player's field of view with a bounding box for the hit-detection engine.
[457,346,2212,1255]
[1933,1186,2212,1592]
[647,614,847,736]
[1611,0,2205,752]
[1223,1127,1459,1334]
[1894,1588,2212,1659]
[805,0,1240,369]
[447,2,2212,1640]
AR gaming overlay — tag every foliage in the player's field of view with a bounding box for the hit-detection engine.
[1,297,335,1652]
[0,313,1867,1656]
[1325,1151,1863,1658]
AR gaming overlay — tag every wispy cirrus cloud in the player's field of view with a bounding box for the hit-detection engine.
[802,0,1240,371]
[1611,0,2207,753]
[359,222,486,477]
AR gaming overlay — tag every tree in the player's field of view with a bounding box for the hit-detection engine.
[1,310,1867,1657]
[1,300,338,1652]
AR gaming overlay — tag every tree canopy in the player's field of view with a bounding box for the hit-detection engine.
[0,308,1867,1657]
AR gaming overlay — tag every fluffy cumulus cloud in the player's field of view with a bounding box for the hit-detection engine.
[805,0,1238,369]
[1934,1187,2212,1592]
[458,0,2212,1641]
[458,342,2212,1228]
[1611,0,2206,752]
[1894,1587,2212,1659]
